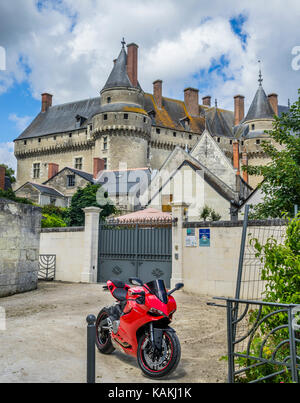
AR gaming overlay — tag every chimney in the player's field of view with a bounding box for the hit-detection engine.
[234,95,245,126]
[41,93,53,113]
[126,43,138,87]
[268,93,278,116]
[233,140,240,175]
[202,96,211,107]
[242,152,249,183]
[48,163,59,180]
[153,80,163,109]
[0,166,5,190]
[93,158,105,180]
[184,88,199,116]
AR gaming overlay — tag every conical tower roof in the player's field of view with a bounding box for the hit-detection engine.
[242,65,275,122]
[242,85,275,122]
[102,42,133,91]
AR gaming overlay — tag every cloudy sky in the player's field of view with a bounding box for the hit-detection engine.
[0,0,299,170]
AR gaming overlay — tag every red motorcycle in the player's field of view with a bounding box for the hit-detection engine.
[95,277,184,378]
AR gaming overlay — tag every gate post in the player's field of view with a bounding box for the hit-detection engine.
[81,207,101,283]
[170,201,190,289]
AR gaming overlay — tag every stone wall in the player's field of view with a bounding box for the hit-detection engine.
[0,199,42,297]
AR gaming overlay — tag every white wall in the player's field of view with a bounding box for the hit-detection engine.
[40,228,85,282]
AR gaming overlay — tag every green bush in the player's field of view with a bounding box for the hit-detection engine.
[234,215,300,383]
[41,213,67,228]
[0,188,33,205]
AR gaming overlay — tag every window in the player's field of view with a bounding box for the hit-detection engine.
[69,133,72,138]
[107,97,111,104]
[230,140,233,145]
[143,117,146,123]
[103,158,107,170]
[75,158,83,170]
[156,128,160,134]
[53,136,56,141]
[124,114,129,120]
[104,114,108,121]
[256,139,261,145]
[50,197,56,206]
[89,125,93,131]
[173,132,177,137]
[217,137,221,143]
[24,140,27,145]
[189,135,192,140]
[103,137,108,150]
[33,163,40,179]
[38,138,41,143]
[252,124,255,130]
[67,175,75,187]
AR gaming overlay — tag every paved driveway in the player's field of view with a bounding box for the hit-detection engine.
[0,282,227,383]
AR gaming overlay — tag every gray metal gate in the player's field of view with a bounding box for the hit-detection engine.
[98,218,173,287]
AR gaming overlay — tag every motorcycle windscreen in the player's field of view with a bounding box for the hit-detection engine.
[145,279,168,304]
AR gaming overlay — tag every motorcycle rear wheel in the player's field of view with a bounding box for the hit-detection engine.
[95,308,115,354]
[137,329,181,378]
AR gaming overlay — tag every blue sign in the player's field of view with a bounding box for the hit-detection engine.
[199,229,210,247]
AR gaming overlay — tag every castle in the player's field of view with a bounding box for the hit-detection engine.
[13,40,289,217]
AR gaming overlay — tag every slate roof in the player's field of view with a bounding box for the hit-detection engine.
[16,182,65,197]
[16,97,101,140]
[102,46,134,91]
[242,85,275,122]
[43,167,94,185]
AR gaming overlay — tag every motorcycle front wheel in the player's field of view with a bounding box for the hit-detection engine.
[137,329,181,378]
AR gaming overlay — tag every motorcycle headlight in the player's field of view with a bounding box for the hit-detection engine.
[148,308,166,317]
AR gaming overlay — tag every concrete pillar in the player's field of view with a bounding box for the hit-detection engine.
[81,207,101,283]
[170,201,190,289]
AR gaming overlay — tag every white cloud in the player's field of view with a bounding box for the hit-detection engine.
[9,113,33,131]
[0,142,17,171]
[0,0,299,111]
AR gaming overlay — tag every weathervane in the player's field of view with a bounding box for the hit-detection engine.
[258,59,263,86]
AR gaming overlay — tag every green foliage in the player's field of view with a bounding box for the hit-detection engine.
[41,213,67,228]
[41,205,70,228]
[67,183,117,227]
[233,216,300,383]
[199,205,221,221]
[244,90,300,219]
[251,214,300,305]
[0,164,16,183]
[0,188,33,205]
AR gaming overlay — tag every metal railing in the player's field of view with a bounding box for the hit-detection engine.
[214,297,300,383]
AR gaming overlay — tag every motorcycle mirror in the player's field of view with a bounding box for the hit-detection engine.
[129,277,144,286]
[175,283,184,291]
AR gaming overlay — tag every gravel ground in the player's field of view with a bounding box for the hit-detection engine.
[0,282,227,383]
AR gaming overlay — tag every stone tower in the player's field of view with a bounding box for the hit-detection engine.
[241,68,278,188]
[92,40,151,171]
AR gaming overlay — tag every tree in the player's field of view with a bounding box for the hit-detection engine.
[67,183,117,227]
[0,164,16,184]
[244,90,300,219]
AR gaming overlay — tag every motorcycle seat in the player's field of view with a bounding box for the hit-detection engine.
[112,287,128,302]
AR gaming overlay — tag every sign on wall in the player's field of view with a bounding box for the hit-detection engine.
[199,229,210,247]
[185,228,197,247]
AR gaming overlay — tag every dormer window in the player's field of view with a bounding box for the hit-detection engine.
[180,117,190,131]
[75,114,87,128]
